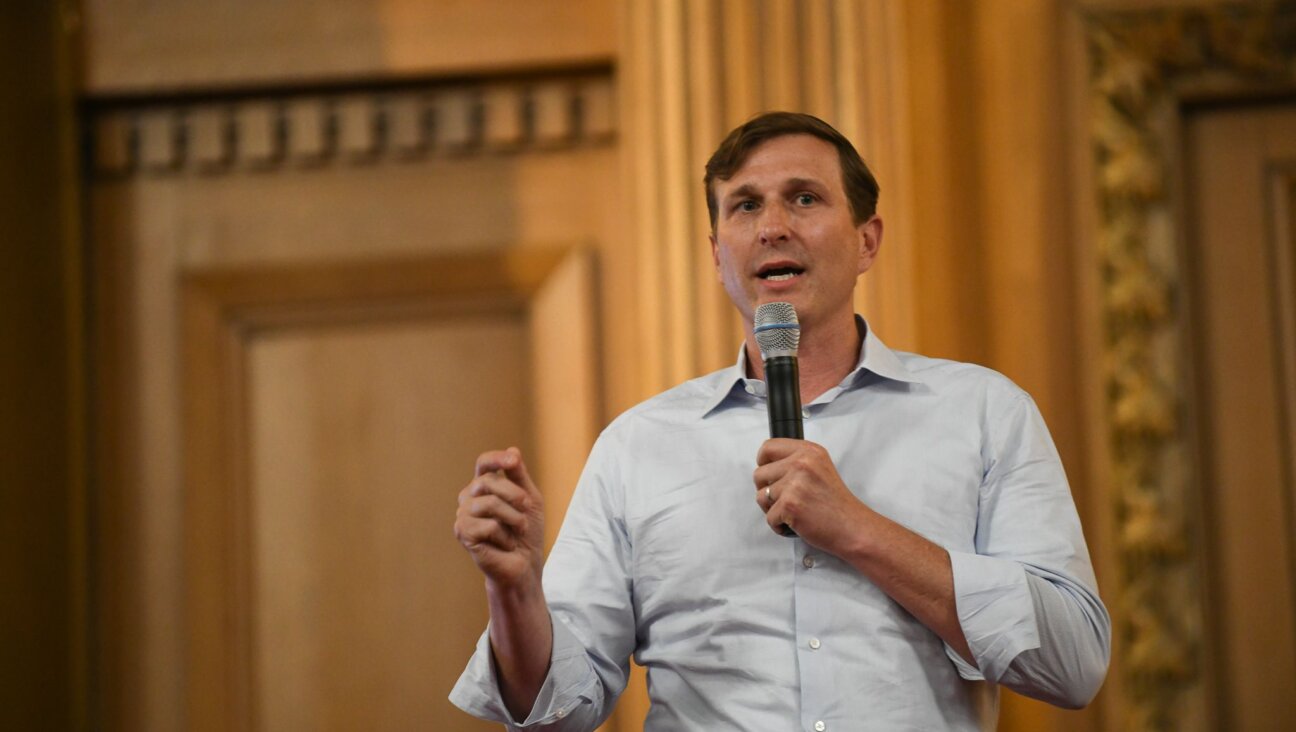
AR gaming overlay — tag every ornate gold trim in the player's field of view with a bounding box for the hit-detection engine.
[1083,3,1296,729]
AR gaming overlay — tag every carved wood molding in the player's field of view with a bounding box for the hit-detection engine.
[1082,3,1296,730]
[181,248,589,730]
[90,70,615,178]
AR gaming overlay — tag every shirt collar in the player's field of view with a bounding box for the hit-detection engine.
[700,316,922,418]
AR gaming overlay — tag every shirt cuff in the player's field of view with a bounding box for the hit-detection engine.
[448,612,598,728]
[945,550,1040,683]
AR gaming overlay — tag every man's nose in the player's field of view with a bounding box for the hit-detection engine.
[759,204,790,244]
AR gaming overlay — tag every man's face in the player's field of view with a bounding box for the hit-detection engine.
[709,134,881,331]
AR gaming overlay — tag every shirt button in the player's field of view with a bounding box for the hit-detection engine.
[801,408,810,418]
[556,708,567,719]
[802,555,815,568]
[744,384,755,394]
[809,637,821,650]
[815,721,826,731]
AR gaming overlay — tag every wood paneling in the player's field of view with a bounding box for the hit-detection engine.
[247,320,518,732]
[1184,104,1296,730]
[182,250,595,730]
[0,2,82,729]
[82,0,616,94]
[1282,178,1296,548]
[88,70,622,727]
[528,252,602,549]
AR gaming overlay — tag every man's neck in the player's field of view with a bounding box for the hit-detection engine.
[745,311,862,403]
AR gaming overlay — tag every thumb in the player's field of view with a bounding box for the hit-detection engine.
[501,446,540,498]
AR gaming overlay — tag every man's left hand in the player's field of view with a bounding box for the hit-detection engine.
[754,438,872,553]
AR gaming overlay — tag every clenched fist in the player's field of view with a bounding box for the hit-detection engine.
[454,447,546,591]
[753,438,872,554]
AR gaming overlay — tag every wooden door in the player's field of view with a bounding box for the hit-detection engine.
[181,251,598,731]
[1184,102,1296,730]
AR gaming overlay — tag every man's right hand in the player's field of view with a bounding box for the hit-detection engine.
[454,447,554,722]
[455,447,546,591]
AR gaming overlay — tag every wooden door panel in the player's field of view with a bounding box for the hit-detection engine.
[1185,104,1296,729]
[247,319,524,731]
[182,250,594,731]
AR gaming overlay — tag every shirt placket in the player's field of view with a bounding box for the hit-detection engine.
[793,538,835,732]
[791,409,835,732]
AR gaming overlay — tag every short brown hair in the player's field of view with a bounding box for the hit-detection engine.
[704,111,880,229]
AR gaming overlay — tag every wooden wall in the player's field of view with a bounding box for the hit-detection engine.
[0,2,82,730]
[81,0,617,92]
[81,2,622,730]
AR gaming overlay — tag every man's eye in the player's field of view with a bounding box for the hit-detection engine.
[796,193,816,206]
[737,200,759,212]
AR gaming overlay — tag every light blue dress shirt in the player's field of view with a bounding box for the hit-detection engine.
[451,320,1110,731]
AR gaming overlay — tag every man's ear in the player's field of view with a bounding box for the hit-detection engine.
[710,232,723,282]
[857,215,883,275]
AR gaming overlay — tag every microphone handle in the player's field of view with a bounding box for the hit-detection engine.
[764,355,803,536]
[765,356,804,439]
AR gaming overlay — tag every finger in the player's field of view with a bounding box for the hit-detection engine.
[498,446,540,498]
[475,448,518,477]
[465,493,528,533]
[765,490,801,536]
[752,461,789,493]
[455,515,517,551]
[756,484,776,513]
[756,437,803,466]
[474,447,541,499]
[467,473,531,512]
[765,500,790,535]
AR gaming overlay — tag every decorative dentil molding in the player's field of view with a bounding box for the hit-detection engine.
[1083,3,1296,730]
[89,72,616,178]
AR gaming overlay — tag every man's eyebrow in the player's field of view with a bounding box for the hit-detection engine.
[784,177,828,191]
[722,183,762,203]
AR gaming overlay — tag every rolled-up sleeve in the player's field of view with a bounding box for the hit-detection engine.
[943,392,1111,708]
[449,613,604,729]
[449,431,638,730]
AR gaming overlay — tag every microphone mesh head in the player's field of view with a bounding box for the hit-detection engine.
[754,302,800,359]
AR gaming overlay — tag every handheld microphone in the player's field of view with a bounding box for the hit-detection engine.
[754,302,802,537]
[755,302,804,439]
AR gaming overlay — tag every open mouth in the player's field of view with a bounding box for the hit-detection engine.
[759,266,804,282]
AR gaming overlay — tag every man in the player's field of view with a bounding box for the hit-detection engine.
[451,112,1110,730]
